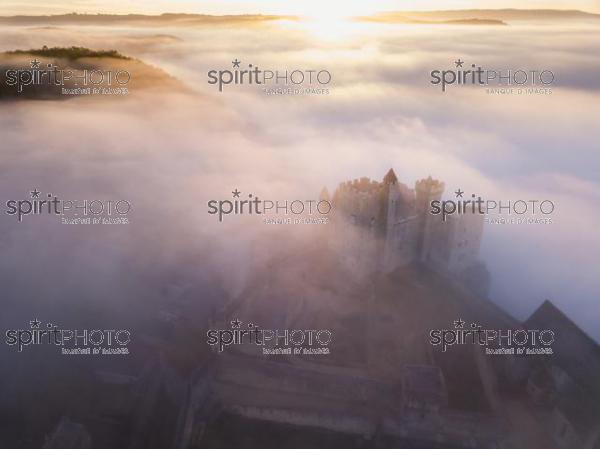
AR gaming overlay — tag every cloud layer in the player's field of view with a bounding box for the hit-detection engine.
[0,18,599,341]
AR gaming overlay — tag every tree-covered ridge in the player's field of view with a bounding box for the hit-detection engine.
[7,46,130,60]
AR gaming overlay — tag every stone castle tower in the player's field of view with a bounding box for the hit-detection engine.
[331,169,489,295]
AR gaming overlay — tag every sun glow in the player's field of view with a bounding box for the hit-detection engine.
[301,17,356,40]
[279,1,378,41]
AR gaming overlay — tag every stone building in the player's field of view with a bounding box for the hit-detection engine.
[331,168,489,295]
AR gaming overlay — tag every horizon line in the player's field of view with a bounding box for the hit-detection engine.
[1,7,599,18]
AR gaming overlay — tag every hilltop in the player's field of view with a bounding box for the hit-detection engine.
[0,12,296,26]
[0,46,186,100]
[359,8,600,24]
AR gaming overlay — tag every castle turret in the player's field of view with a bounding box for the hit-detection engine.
[379,168,400,235]
[415,176,444,216]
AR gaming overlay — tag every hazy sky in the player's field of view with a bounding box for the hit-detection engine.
[1,0,600,16]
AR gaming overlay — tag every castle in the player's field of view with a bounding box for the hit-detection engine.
[328,168,490,295]
[30,170,600,449]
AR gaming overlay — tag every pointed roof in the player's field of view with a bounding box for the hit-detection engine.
[383,168,398,185]
[319,186,330,201]
[525,299,600,396]
[526,300,599,350]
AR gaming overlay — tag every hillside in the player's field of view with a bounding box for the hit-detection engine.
[0,46,186,100]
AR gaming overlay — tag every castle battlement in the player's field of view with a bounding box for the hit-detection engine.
[336,177,383,194]
[415,176,444,191]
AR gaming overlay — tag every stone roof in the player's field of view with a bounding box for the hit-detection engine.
[383,168,398,185]
[525,300,600,396]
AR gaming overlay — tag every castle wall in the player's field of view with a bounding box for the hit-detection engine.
[447,211,485,275]
[423,211,484,277]
[383,216,418,272]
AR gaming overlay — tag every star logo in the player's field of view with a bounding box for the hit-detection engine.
[454,189,464,198]
[454,318,465,329]
[231,318,242,328]
[30,59,41,69]
[30,318,41,329]
[30,188,40,198]
[232,59,241,68]
[232,189,241,198]
[454,59,464,68]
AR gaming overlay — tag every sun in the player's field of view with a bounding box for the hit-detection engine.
[288,4,376,41]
